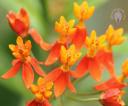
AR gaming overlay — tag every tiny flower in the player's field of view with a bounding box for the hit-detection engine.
[26,77,53,106]
[74,1,95,22]
[1,36,45,88]
[55,16,76,44]
[7,8,29,37]
[74,30,115,81]
[105,25,125,49]
[44,44,81,97]
[100,89,125,106]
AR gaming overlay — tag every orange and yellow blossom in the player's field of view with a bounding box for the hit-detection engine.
[44,44,81,97]
[74,1,95,24]
[7,8,52,51]
[100,88,125,106]
[74,30,115,81]
[45,12,87,66]
[26,77,53,106]
[55,16,76,44]
[105,25,125,49]
[1,36,45,88]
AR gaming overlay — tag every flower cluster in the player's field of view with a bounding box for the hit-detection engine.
[1,1,128,106]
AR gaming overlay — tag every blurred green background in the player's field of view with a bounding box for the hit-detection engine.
[0,0,128,106]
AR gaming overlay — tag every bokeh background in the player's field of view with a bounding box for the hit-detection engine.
[0,0,128,106]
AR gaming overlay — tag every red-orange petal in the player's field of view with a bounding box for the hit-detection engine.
[67,72,76,93]
[44,68,62,83]
[30,58,46,77]
[73,56,89,78]
[26,99,51,106]
[72,26,87,50]
[28,28,53,51]
[22,63,34,88]
[45,42,61,66]
[14,19,26,35]
[54,72,67,97]
[95,77,125,91]
[88,57,102,81]
[1,61,21,79]
[97,50,116,77]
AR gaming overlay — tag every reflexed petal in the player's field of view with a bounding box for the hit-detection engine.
[73,56,89,78]
[54,72,67,97]
[97,50,116,77]
[67,73,76,93]
[22,63,34,88]
[44,68,62,83]
[45,42,61,66]
[95,77,125,91]
[30,58,46,77]
[1,61,21,79]
[72,27,87,50]
[89,57,102,81]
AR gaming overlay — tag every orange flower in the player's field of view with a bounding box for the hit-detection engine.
[105,25,125,49]
[55,16,76,44]
[26,77,53,106]
[100,89,125,106]
[7,8,29,37]
[95,77,126,91]
[45,16,86,66]
[74,30,115,81]
[74,1,95,23]
[7,8,52,51]
[1,36,45,88]
[44,45,81,97]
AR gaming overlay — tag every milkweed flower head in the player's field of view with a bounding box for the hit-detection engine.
[26,77,53,106]
[1,0,128,106]
[100,89,125,106]
[2,36,45,88]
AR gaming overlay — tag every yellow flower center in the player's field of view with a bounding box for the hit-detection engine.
[86,30,105,57]
[30,77,53,102]
[9,36,31,61]
[60,44,81,72]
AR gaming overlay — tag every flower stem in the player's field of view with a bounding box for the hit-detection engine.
[68,96,100,102]
[75,91,101,96]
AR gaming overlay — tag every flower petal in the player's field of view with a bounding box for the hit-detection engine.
[95,77,125,91]
[45,42,61,66]
[67,72,76,93]
[22,63,34,88]
[1,61,21,79]
[44,68,62,83]
[72,26,87,50]
[97,50,116,77]
[88,57,102,81]
[72,56,89,78]
[30,58,46,77]
[29,28,53,51]
[54,72,67,97]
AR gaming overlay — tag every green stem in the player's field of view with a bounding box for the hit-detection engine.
[68,96,100,102]
[75,91,101,96]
